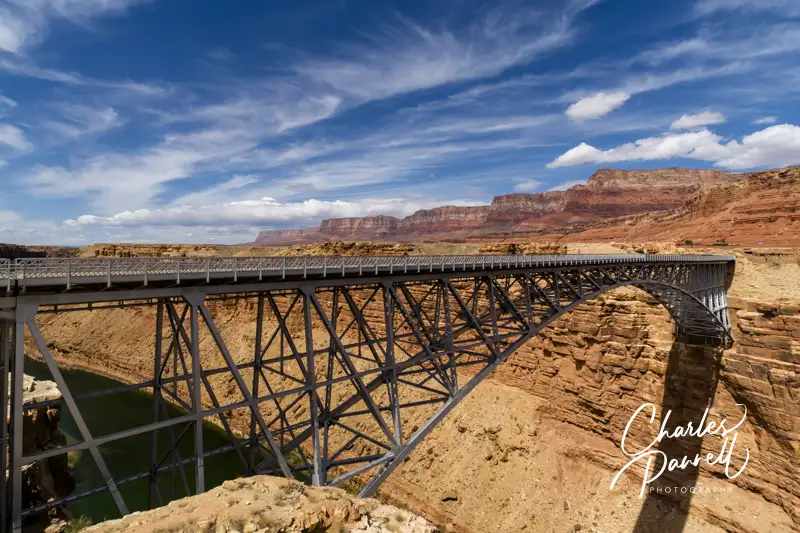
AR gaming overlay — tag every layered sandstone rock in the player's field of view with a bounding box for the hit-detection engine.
[4,376,76,533]
[252,168,735,245]
[533,166,800,246]
[584,168,732,189]
[321,216,400,239]
[399,206,492,236]
[84,476,435,533]
[486,192,566,225]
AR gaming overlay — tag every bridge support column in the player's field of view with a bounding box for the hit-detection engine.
[0,319,11,533]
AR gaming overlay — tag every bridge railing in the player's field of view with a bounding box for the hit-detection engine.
[0,254,734,291]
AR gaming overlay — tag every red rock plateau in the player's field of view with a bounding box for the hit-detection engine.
[254,168,734,245]
[532,166,800,246]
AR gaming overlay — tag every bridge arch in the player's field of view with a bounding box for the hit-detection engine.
[355,269,733,496]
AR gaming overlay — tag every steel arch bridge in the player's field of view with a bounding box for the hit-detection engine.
[0,254,734,533]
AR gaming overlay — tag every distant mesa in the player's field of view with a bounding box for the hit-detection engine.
[254,168,736,245]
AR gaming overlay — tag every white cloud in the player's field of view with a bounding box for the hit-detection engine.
[0,123,32,151]
[670,111,726,130]
[169,175,259,207]
[26,147,208,212]
[695,0,800,16]
[547,179,586,191]
[0,0,150,54]
[0,160,7,168]
[513,179,544,193]
[63,196,472,228]
[0,93,18,108]
[753,116,777,125]
[547,124,800,170]
[43,105,122,139]
[565,91,630,121]
[295,5,589,105]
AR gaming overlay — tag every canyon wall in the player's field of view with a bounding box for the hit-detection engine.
[254,168,734,244]
[5,376,76,533]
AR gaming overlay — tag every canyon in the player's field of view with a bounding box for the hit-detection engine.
[17,245,798,533]
[253,168,735,245]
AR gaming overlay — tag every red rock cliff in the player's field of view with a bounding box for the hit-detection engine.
[252,168,735,244]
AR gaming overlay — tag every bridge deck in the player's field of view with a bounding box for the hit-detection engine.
[0,254,734,297]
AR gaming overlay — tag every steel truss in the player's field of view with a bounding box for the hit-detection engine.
[1,256,734,533]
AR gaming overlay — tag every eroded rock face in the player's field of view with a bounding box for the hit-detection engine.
[534,166,800,246]
[583,168,732,190]
[84,476,435,533]
[5,376,76,532]
[250,167,736,245]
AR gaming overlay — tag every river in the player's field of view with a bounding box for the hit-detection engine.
[24,357,250,524]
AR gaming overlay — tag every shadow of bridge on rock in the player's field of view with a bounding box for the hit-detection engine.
[631,341,723,533]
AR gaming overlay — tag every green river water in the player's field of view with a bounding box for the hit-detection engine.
[24,357,251,524]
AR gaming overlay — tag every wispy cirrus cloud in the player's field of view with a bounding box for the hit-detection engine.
[695,0,800,16]
[42,104,122,139]
[0,123,31,151]
[294,5,591,106]
[0,0,152,54]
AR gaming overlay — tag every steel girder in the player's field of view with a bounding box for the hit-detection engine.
[1,260,733,532]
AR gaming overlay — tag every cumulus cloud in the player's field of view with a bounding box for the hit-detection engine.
[670,111,726,130]
[565,91,630,121]
[753,116,777,125]
[547,124,800,170]
[64,196,477,228]
[0,123,32,151]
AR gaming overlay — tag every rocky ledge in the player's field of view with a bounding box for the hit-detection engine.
[85,476,436,533]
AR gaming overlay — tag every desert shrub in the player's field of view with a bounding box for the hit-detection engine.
[65,517,93,533]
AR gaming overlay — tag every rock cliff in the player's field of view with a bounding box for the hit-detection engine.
[584,168,731,189]
[84,476,435,533]
[5,376,76,533]
[535,166,800,246]
[252,168,734,244]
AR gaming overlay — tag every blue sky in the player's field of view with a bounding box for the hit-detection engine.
[0,0,798,244]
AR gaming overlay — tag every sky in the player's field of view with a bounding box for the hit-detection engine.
[0,0,798,245]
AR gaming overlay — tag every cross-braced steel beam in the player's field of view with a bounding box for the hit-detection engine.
[0,254,734,532]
